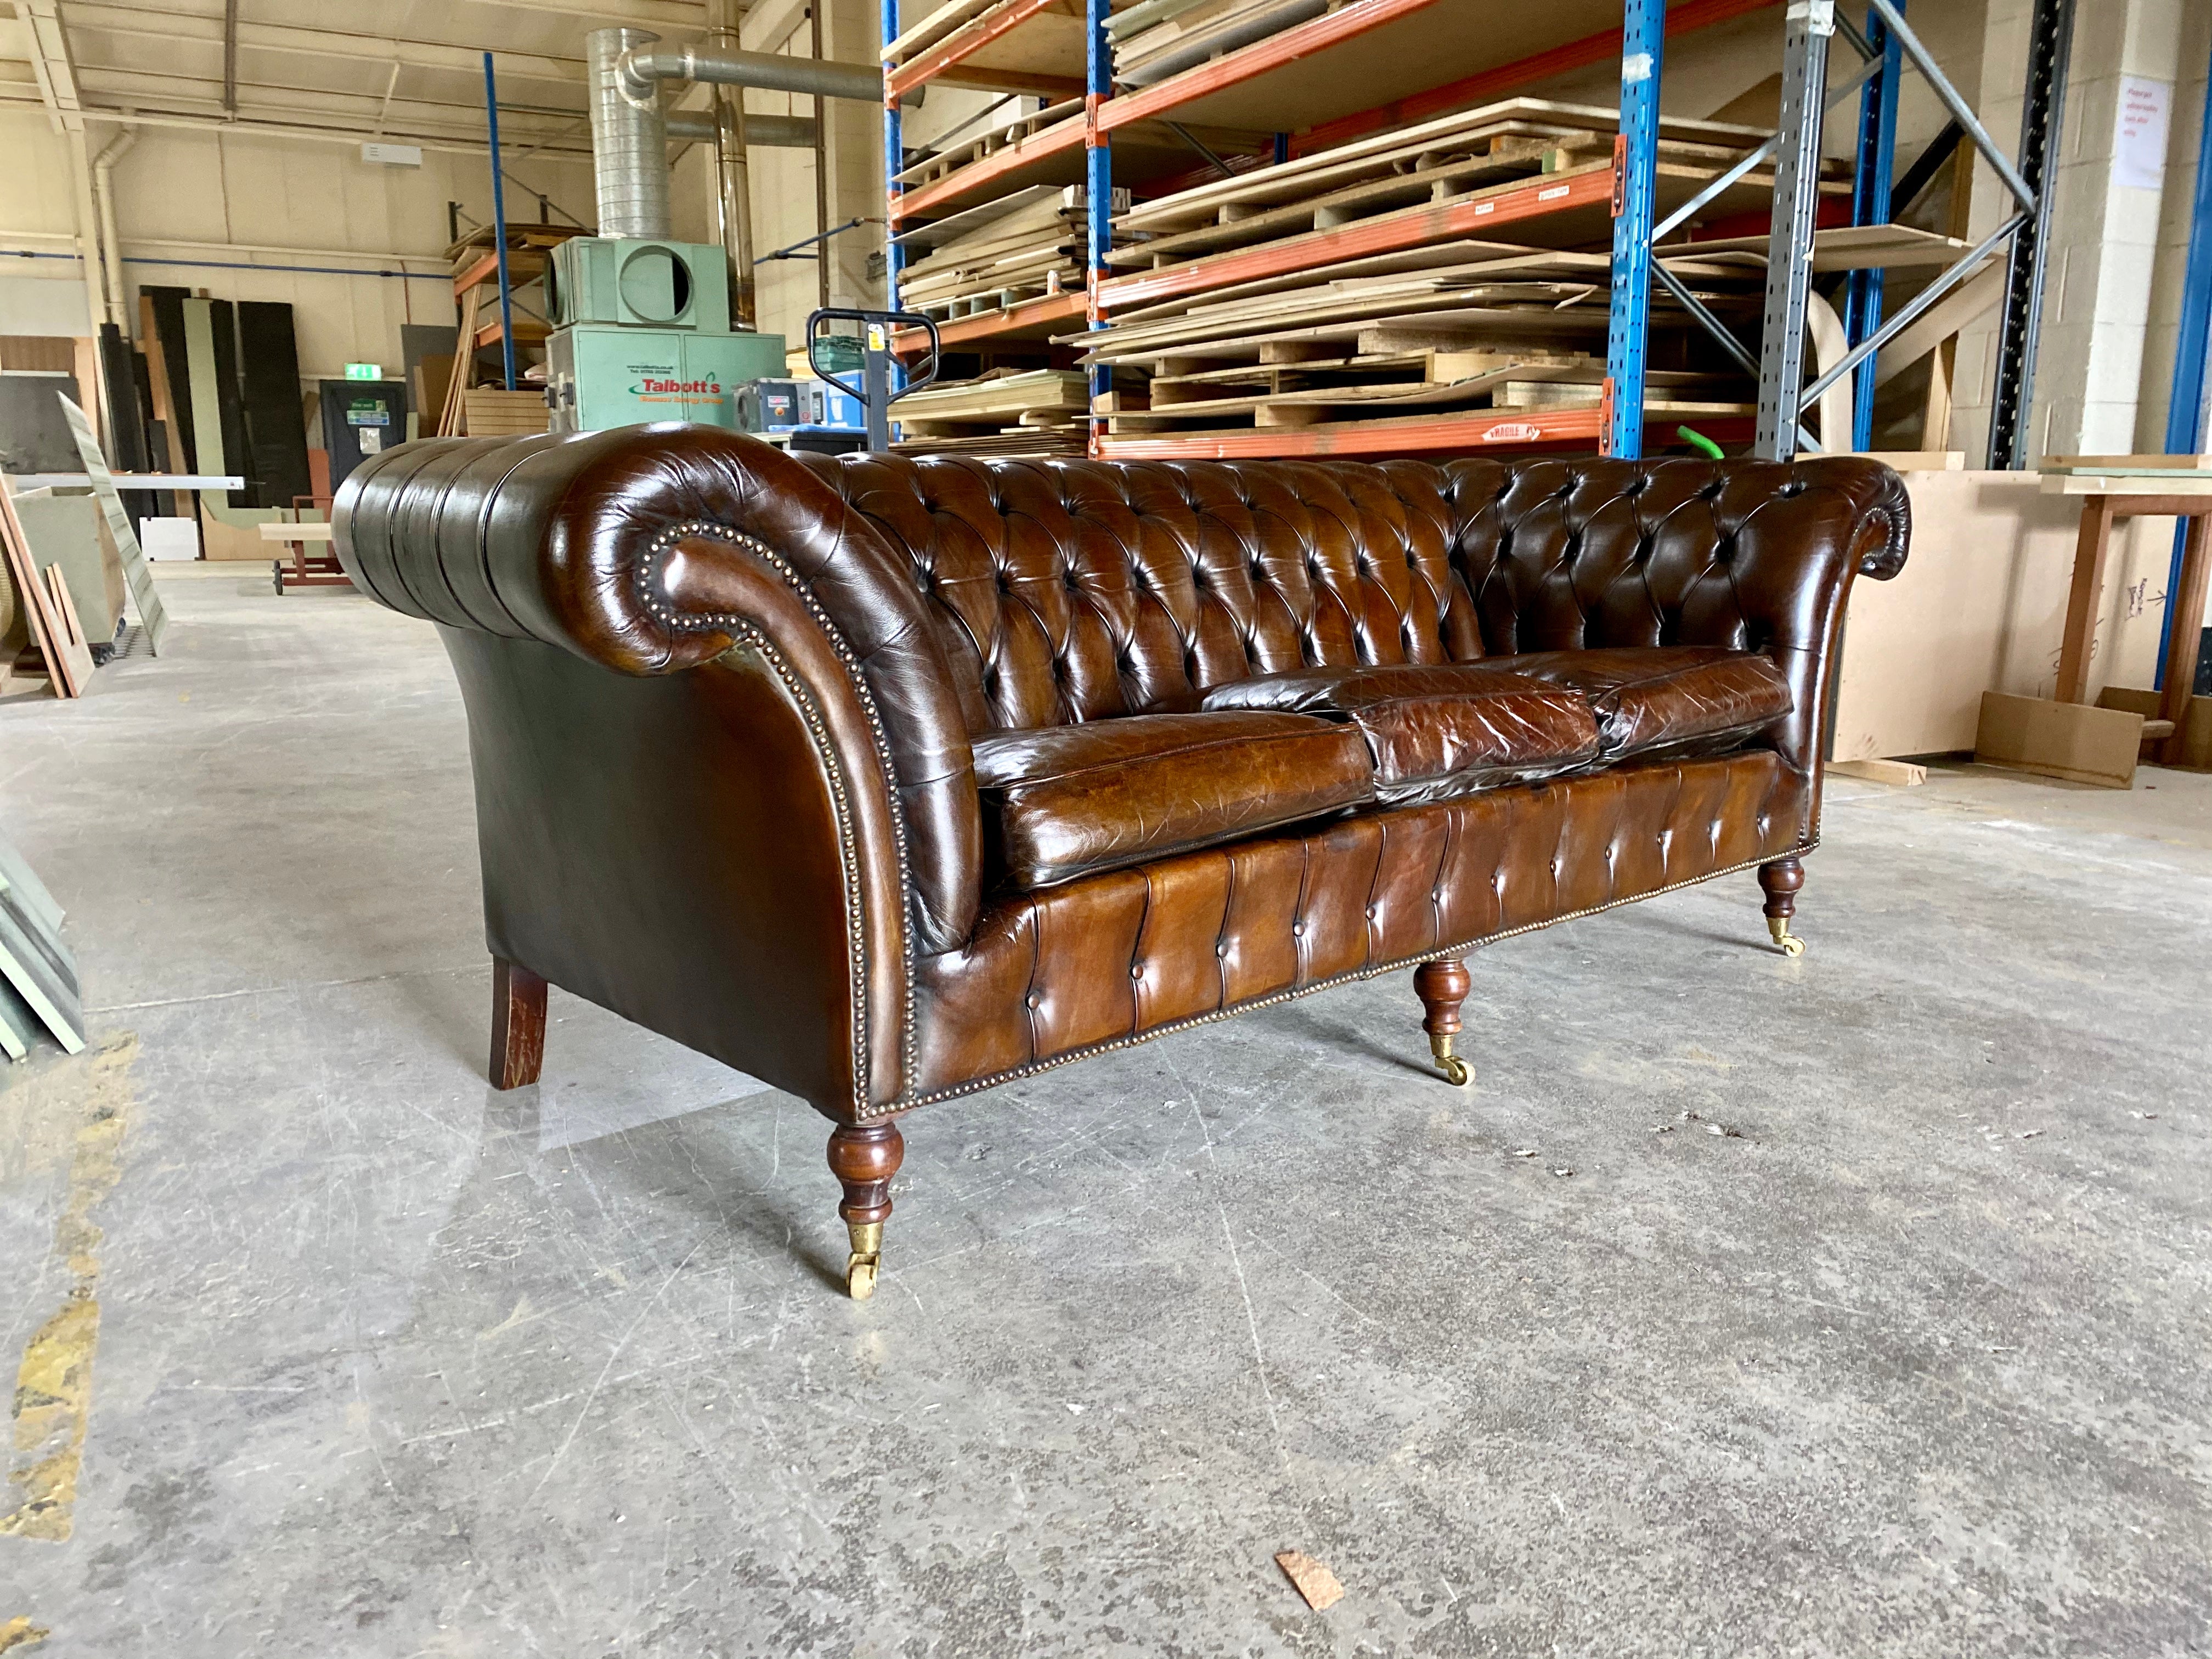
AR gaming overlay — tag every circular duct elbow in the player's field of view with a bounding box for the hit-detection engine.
[586,26,673,241]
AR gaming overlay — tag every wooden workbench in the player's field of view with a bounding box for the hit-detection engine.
[2046,471,2212,766]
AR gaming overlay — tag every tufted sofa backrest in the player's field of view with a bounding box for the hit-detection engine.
[789,450,1907,742]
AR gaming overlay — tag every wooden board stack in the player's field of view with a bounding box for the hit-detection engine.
[1112,0,1328,86]
[894,187,1125,325]
[1063,99,1848,443]
[891,369,1092,457]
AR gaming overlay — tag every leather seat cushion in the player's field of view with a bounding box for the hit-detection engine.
[972,710,1373,890]
[1201,662,1602,804]
[1493,647,1794,761]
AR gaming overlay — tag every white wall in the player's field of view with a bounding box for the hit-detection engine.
[0,106,597,378]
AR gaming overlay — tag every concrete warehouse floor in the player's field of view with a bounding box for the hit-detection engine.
[3,563,2209,1657]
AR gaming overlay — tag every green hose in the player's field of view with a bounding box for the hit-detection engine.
[1676,425,1725,460]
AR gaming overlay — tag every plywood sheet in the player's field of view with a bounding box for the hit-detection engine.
[1831,471,2172,761]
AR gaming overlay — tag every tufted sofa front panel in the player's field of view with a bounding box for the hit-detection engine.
[909,749,1808,1102]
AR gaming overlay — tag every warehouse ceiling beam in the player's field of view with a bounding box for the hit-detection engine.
[16,0,88,133]
[454,0,709,29]
[0,93,600,160]
[220,0,238,112]
[69,69,593,132]
[61,4,586,86]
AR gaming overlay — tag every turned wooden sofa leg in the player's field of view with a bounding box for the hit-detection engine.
[1758,858,1807,957]
[827,1121,905,1300]
[489,957,547,1089]
[1413,957,1473,1087]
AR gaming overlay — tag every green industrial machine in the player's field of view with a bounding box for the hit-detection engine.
[544,238,786,434]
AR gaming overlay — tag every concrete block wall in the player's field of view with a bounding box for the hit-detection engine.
[1951,0,2194,463]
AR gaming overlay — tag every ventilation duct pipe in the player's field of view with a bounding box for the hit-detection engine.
[585,26,672,239]
[665,110,817,147]
[618,42,884,105]
[92,128,137,333]
[704,0,754,330]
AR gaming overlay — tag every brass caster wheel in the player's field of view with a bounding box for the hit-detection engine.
[844,1220,882,1301]
[1429,1034,1473,1088]
[1768,917,1806,958]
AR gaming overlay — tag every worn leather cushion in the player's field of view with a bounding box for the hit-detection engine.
[1201,662,1601,804]
[1495,647,1794,761]
[972,710,1373,890]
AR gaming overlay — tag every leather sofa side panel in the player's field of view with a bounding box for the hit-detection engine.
[909,752,1810,1102]
[448,629,885,1118]
[335,427,983,955]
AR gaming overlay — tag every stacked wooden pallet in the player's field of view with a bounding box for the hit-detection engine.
[894,187,1124,324]
[1107,99,1798,273]
[1068,99,1857,443]
[1079,257,1756,436]
[891,369,1092,456]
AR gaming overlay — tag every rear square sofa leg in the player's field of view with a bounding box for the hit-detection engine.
[1413,958,1474,1087]
[490,957,546,1089]
[1758,857,1807,957]
[827,1121,905,1300]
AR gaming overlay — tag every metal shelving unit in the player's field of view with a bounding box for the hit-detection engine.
[882,0,2070,467]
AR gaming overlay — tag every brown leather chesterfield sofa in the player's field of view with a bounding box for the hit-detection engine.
[334,428,1908,1297]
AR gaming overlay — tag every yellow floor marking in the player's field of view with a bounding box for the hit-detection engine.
[1,1036,137,1544]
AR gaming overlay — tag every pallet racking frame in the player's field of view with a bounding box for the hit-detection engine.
[881,0,2072,467]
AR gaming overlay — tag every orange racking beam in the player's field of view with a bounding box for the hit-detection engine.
[888,0,1065,99]
[1097,0,1447,136]
[893,116,1088,221]
[890,289,1085,356]
[1096,163,1613,312]
[1096,410,1754,461]
[1295,0,1784,155]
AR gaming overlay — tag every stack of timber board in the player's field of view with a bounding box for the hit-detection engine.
[1073,245,1763,436]
[1070,99,1854,444]
[894,187,1126,324]
[1112,0,1329,87]
[891,89,1267,212]
[460,388,553,437]
[882,0,1142,91]
[1105,100,1821,275]
[891,369,1091,456]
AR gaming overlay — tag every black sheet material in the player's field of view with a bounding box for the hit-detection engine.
[143,286,196,471]
[236,302,312,512]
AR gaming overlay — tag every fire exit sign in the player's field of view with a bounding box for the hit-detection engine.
[343,363,383,380]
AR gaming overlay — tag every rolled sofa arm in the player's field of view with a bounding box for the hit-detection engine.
[334,426,984,955]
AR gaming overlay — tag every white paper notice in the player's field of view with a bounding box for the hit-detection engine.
[2115,75,2170,191]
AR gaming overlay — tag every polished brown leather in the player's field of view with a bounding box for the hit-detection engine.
[334,431,1908,1125]
[973,710,1371,889]
[1494,646,1795,762]
[913,751,1807,1099]
[1199,662,1601,802]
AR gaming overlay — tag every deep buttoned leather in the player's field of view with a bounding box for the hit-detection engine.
[973,710,1372,889]
[1199,662,1602,802]
[335,433,1906,1122]
[1493,647,1795,762]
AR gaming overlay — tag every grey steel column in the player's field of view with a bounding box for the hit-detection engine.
[1753,0,1835,460]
